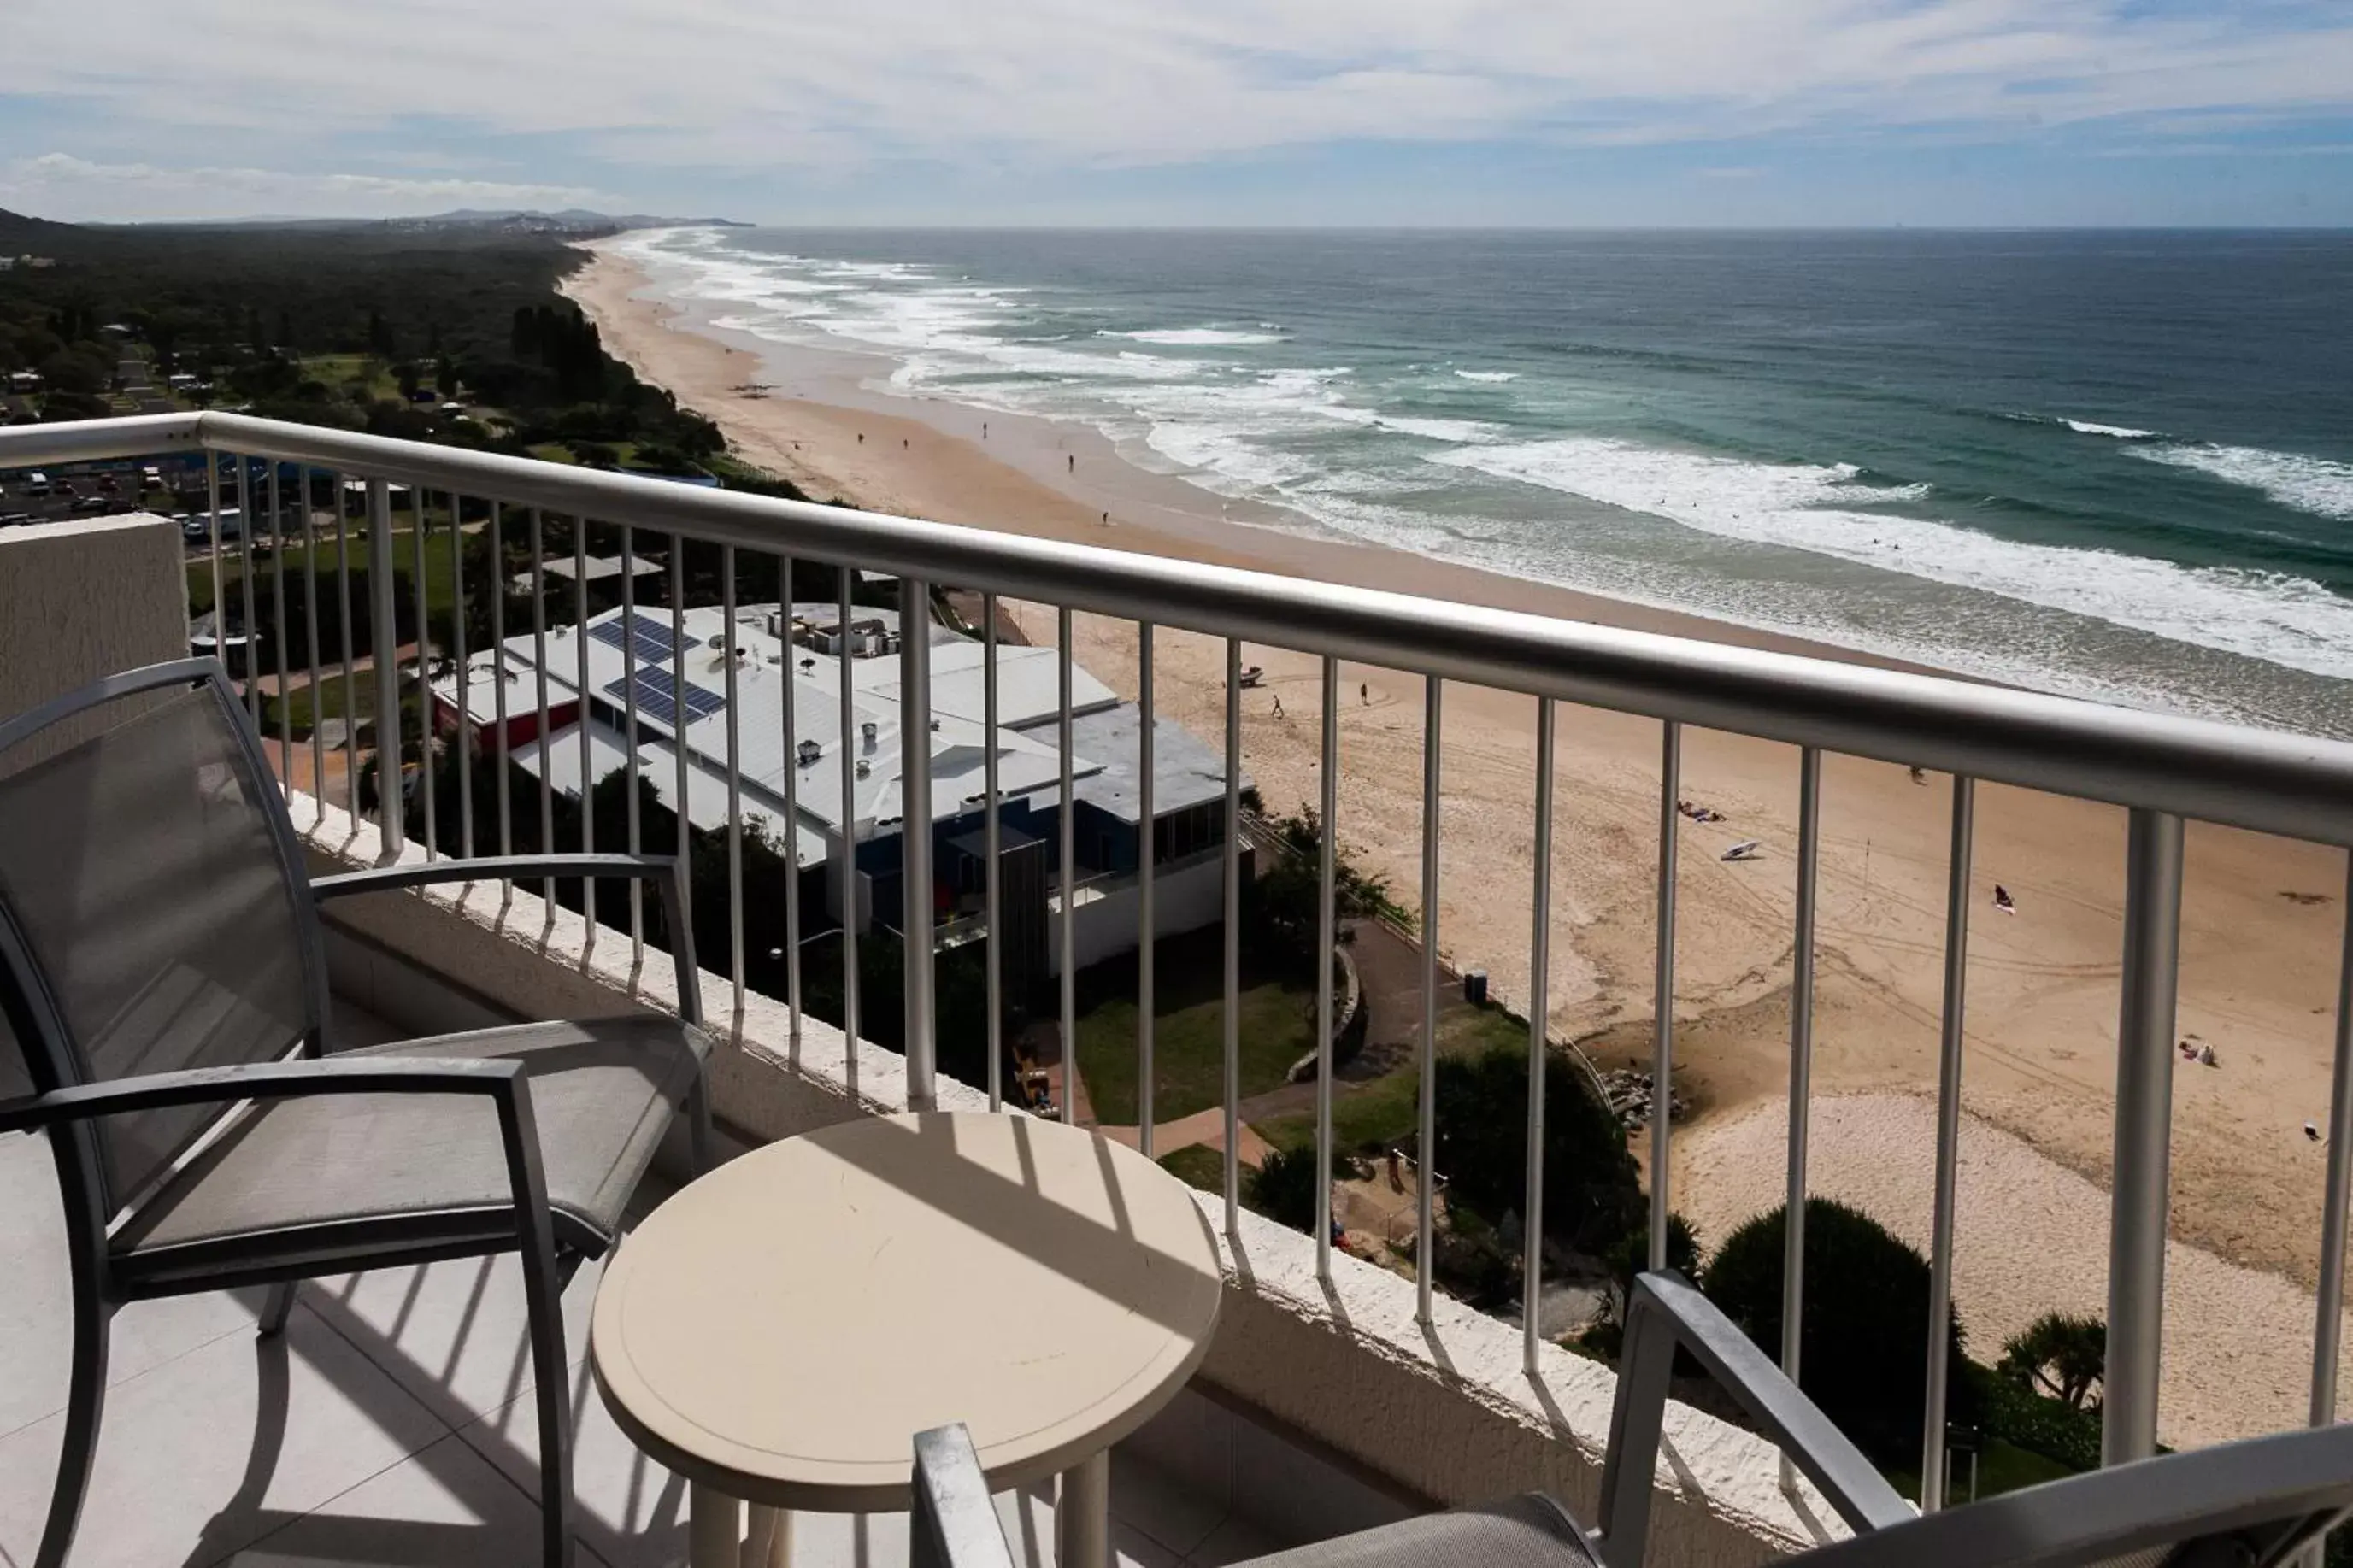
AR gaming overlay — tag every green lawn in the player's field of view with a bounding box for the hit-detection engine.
[1256,1063,1421,1158]
[260,670,378,740]
[188,527,459,622]
[1156,1145,1227,1197]
[1071,927,1319,1127]
[1885,1436,2076,1505]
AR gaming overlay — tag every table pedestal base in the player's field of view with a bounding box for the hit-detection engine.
[690,1485,791,1568]
[1056,1451,1110,1568]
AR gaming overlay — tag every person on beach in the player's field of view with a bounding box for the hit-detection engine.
[1994,884,2016,914]
[1909,766,1927,784]
[982,422,988,438]
[1361,682,1368,704]
[1068,454,1075,473]
[1271,694,1285,719]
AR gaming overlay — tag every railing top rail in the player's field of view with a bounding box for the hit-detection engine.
[12,410,2353,845]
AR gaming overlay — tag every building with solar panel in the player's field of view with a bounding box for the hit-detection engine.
[429,601,1244,987]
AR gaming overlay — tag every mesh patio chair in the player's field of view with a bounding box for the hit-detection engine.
[912,1270,2353,1568]
[0,659,714,1568]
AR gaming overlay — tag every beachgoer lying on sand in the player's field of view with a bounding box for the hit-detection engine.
[1994,884,2017,913]
[1909,766,1927,784]
[2309,1121,2323,1142]
[2200,1043,2217,1066]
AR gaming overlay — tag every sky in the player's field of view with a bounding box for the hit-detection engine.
[1,0,2350,226]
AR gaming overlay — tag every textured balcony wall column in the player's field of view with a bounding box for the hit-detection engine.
[0,513,188,777]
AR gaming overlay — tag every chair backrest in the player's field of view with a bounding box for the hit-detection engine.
[0,661,326,1211]
[1791,1418,2353,1568]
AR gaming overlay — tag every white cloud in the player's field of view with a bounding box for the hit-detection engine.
[0,0,2349,185]
[0,153,614,222]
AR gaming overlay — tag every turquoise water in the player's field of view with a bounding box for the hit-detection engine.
[619,226,2353,735]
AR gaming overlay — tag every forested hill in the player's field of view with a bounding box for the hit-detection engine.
[0,209,741,478]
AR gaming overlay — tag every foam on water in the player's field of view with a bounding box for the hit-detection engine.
[2134,443,2353,523]
[1100,327,1287,345]
[619,227,2353,723]
[1431,437,2353,680]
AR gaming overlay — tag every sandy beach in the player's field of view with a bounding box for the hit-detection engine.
[566,240,2353,1448]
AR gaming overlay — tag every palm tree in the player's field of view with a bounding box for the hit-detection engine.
[1998,1313,2106,1409]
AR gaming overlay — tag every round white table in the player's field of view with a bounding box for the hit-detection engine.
[590,1111,1225,1568]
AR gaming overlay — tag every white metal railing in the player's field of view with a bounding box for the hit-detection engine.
[12,411,2353,1504]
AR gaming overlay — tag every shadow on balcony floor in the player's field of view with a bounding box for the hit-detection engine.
[0,999,1348,1567]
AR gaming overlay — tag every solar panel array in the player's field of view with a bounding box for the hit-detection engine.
[587,612,679,667]
[603,669,727,731]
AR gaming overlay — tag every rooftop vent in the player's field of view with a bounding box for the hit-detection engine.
[856,758,872,778]
[861,720,878,749]
[797,738,821,768]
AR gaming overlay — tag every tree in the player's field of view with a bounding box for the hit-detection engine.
[1249,1144,1350,1235]
[1432,1042,1643,1254]
[1997,1313,2105,1410]
[1603,1213,1701,1321]
[1703,1199,1975,1465]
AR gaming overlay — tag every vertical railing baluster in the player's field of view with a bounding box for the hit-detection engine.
[783,560,804,1048]
[725,546,745,1024]
[451,490,473,860]
[670,541,692,958]
[532,509,553,909]
[1416,676,1442,1322]
[206,456,225,683]
[1315,655,1338,1277]
[1059,608,1076,1125]
[622,525,644,960]
[984,591,1002,1110]
[901,575,936,1111]
[490,502,512,862]
[268,463,288,796]
[238,455,257,725]
[1780,746,1823,1494]
[300,467,325,818]
[839,569,862,1058]
[414,486,435,860]
[1650,721,1681,1267]
[1921,775,1976,1510]
[1138,623,1156,1155]
[2104,807,2185,1468]
[366,478,402,848]
[1524,697,1556,1372]
[2307,854,2353,1460]
[574,516,594,935]
[1223,637,1243,1238]
[332,471,356,819]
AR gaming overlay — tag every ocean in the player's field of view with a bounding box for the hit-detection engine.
[615,226,2353,737]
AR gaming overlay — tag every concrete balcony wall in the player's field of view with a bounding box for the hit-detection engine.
[0,513,187,777]
[289,790,1847,1566]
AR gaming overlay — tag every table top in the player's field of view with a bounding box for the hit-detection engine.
[589,1111,1225,1511]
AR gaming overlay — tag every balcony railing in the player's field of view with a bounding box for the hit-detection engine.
[11,410,2353,1515]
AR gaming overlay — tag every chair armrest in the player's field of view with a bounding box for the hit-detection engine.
[312,853,703,1026]
[0,1054,556,1272]
[912,1424,1016,1568]
[0,1055,524,1135]
[1595,1271,1911,1568]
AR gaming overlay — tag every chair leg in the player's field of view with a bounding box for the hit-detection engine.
[257,1280,297,1338]
[37,1291,111,1568]
[519,1224,574,1568]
